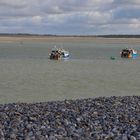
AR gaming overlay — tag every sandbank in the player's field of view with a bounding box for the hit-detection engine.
[0,36,140,45]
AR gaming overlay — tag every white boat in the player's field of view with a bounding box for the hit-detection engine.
[49,46,70,60]
[120,48,138,58]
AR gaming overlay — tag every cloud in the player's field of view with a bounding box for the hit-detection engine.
[0,0,140,34]
[113,0,140,5]
[0,0,27,8]
[113,6,140,19]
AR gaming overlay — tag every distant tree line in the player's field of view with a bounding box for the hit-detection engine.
[98,35,140,38]
[0,33,140,38]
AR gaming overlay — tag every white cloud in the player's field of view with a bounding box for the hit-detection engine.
[32,16,42,24]
[129,19,140,29]
[0,0,140,34]
[0,0,27,8]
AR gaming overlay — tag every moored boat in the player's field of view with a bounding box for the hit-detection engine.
[120,48,138,58]
[49,46,70,60]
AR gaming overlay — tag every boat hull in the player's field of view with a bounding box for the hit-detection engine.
[132,54,138,58]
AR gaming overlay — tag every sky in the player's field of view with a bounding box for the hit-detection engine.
[0,0,140,35]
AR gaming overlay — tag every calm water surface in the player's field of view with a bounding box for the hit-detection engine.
[0,40,140,103]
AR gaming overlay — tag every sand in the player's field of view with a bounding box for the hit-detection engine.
[0,36,140,45]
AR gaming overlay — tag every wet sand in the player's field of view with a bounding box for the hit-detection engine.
[1,36,140,45]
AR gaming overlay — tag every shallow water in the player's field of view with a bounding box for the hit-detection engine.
[0,40,140,103]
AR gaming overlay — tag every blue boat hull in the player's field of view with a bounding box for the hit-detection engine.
[132,54,138,58]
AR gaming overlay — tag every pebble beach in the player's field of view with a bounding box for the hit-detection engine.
[0,96,139,140]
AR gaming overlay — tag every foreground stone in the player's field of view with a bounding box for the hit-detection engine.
[0,96,139,139]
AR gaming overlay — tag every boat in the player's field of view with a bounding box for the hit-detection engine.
[49,46,70,60]
[110,56,116,60]
[120,48,138,58]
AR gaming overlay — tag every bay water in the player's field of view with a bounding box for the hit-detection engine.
[0,39,140,104]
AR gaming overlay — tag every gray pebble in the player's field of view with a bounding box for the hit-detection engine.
[0,96,139,139]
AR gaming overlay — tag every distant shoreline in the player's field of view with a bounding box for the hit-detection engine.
[1,35,140,45]
[1,34,140,38]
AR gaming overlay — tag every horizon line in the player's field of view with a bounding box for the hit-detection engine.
[1,33,140,38]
